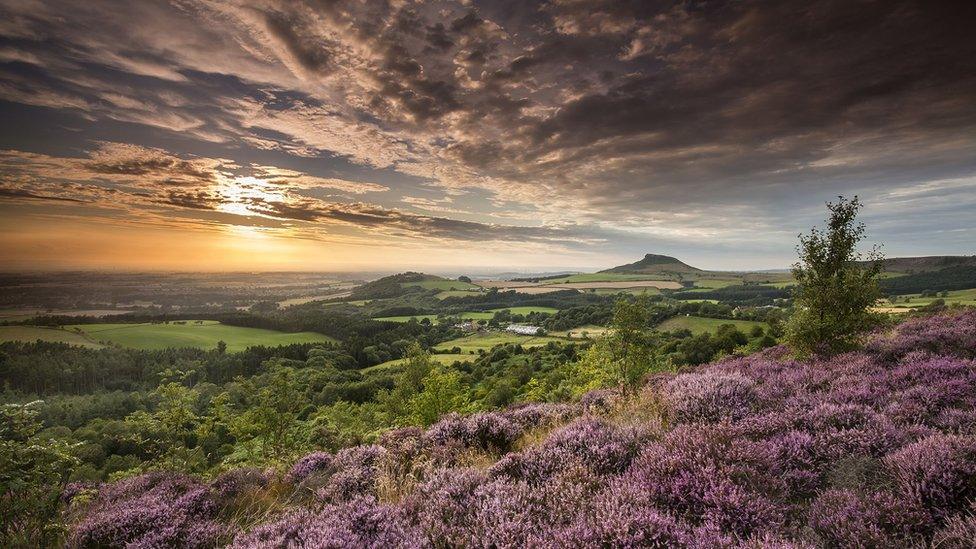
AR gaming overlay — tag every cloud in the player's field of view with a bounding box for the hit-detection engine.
[0,0,974,266]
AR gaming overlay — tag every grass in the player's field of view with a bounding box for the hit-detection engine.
[64,320,334,353]
[589,287,661,296]
[492,306,559,315]
[875,288,976,313]
[542,273,672,284]
[655,315,768,336]
[363,353,476,373]
[373,315,440,323]
[435,290,483,299]
[400,280,480,291]
[691,278,740,289]
[548,324,611,339]
[433,332,567,353]
[0,326,105,348]
[374,306,559,323]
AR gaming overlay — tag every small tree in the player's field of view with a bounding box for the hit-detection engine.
[785,196,884,356]
[595,294,670,391]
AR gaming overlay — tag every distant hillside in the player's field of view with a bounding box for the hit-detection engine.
[862,255,976,273]
[349,272,442,300]
[601,253,702,274]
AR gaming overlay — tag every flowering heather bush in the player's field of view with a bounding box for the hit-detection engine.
[665,370,757,423]
[867,309,976,359]
[231,496,424,548]
[489,417,647,484]
[286,451,334,484]
[884,433,976,521]
[66,312,976,547]
[314,445,389,503]
[68,471,227,548]
[808,489,929,546]
[210,468,271,501]
[425,411,522,452]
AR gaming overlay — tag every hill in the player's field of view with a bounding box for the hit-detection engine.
[861,255,976,273]
[349,272,478,300]
[600,253,702,275]
[64,310,976,547]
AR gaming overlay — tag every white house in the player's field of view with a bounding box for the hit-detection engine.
[506,324,543,336]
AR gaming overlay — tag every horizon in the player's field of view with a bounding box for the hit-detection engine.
[2,1,975,271]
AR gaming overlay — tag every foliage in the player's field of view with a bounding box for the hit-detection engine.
[0,402,79,547]
[786,196,884,356]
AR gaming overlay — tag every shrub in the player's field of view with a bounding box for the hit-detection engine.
[68,472,227,548]
[884,434,976,521]
[665,370,757,423]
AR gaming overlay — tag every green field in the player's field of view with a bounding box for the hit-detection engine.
[400,279,480,291]
[494,306,558,315]
[878,288,976,312]
[364,353,476,373]
[434,332,566,353]
[63,320,334,352]
[374,306,558,323]
[542,273,671,284]
[549,324,611,339]
[656,316,768,335]
[435,290,483,299]
[590,287,661,296]
[373,314,440,323]
[0,326,105,348]
[691,278,740,289]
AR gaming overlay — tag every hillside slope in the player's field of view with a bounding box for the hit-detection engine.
[861,255,976,273]
[601,253,702,274]
[65,311,976,547]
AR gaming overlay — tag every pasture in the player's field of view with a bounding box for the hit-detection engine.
[363,353,476,373]
[435,290,483,299]
[400,279,480,291]
[656,315,768,336]
[64,320,334,352]
[374,306,558,323]
[0,326,104,348]
[434,332,566,353]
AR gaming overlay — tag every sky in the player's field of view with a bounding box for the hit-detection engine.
[0,0,974,273]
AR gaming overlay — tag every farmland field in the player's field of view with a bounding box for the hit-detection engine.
[64,320,334,352]
[496,306,559,315]
[363,353,476,373]
[541,273,673,284]
[549,324,611,338]
[374,306,558,323]
[874,288,976,313]
[434,332,567,353]
[656,315,768,335]
[0,326,104,348]
[400,279,480,291]
[435,290,483,299]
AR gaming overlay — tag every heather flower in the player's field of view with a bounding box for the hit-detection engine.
[931,504,976,549]
[425,411,522,452]
[547,505,690,548]
[867,309,976,360]
[490,417,645,484]
[665,370,757,423]
[231,496,425,548]
[286,451,334,484]
[315,445,389,503]
[884,433,976,521]
[68,471,227,548]
[210,468,271,501]
[807,489,929,546]
[504,402,577,429]
[579,388,618,411]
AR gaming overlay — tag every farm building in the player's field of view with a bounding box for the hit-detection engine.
[506,324,543,335]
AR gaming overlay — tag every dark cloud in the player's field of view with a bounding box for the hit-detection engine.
[0,0,974,265]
